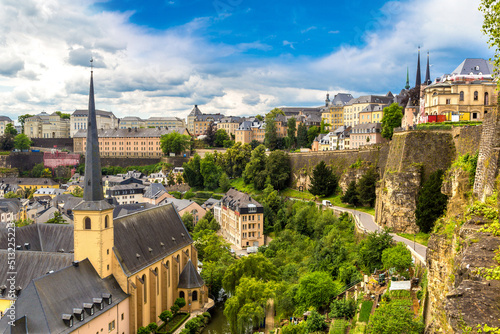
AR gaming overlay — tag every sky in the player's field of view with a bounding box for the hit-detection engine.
[0,0,493,121]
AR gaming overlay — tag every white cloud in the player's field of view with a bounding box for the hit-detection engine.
[0,0,492,123]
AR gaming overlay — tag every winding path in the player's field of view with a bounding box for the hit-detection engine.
[327,205,427,263]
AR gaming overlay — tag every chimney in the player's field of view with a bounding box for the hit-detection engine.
[72,261,79,267]
[24,243,30,250]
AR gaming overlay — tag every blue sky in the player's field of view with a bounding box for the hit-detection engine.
[0,0,492,120]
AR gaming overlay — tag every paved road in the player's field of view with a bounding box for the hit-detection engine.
[329,206,427,261]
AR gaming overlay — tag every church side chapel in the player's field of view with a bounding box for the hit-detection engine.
[0,66,209,333]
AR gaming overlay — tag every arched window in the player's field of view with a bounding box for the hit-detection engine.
[155,267,159,295]
[192,291,198,301]
[166,260,170,287]
[84,217,91,230]
[104,215,109,228]
[142,274,147,304]
[485,92,489,105]
[179,291,185,300]
[474,91,479,101]
[459,91,464,101]
[186,249,189,257]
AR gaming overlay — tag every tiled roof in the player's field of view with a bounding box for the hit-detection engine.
[178,259,204,289]
[73,127,187,138]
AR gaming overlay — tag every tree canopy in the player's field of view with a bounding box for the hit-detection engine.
[415,169,448,233]
[264,108,284,151]
[160,132,191,155]
[5,123,17,136]
[214,129,230,147]
[381,103,403,139]
[381,242,413,273]
[356,168,378,207]
[309,160,338,197]
[368,300,424,334]
[14,134,32,150]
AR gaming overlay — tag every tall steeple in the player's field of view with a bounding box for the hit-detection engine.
[415,46,421,88]
[405,67,410,90]
[83,62,104,202]
[424,52,432,85]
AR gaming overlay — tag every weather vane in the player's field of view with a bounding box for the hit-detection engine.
[90,57,94,71]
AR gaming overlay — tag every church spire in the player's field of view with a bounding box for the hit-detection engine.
[83,60,104,202]
[405,67,410,90]
[424,51,432,85]
[415,46,421,88]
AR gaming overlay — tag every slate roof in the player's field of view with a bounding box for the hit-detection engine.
[332,93,354,106]
[345,95,394,105]
[0,178,58,186]
[113,203,192,276]
[188,105,203,117]
[0,223,73,253]
[143,183,167,199]
[0,199,23,214]
[74,127,176,138]
[194,114,224,122]
[162,198,198,212]
[451,58,493,76]
[72,109,116,118]
[0,116,12,122]
[0,259,128,334]
[0,250,73,293]
[113,203,156,219]
[178,259,204,289]
[221,188,263,210]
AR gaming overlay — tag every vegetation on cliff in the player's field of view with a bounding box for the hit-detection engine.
[415,169,448,233]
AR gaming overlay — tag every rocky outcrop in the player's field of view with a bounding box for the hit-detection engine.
[375,166,421,233]
[339,166,372,192]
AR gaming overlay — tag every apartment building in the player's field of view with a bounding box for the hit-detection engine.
[235,118,265,144]
[0,116,13,136]
[217,116,242,137]
[344,94,394,127]
[350,123,386,149]
[193,114,224,136]
[70,109,118,137]
[187,105,203,135]
[119,116,186,129]
[359,104,385,124]
[73,127,190,158]
[24,112,70,138]
[215,188,264,249]
[321,93,353,131]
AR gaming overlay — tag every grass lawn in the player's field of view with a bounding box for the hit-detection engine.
[396,232,430,247]
[280,188,316,201]
[358,300,373,323]
[323,193,376,216]
[229,178,262,195]
[350,322,366,334]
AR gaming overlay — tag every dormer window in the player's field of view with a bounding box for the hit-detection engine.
[83,303,94,316]
[93,298,104,310]
[102,293,112,305]
[73,308,84,321]
[62,314,73,327]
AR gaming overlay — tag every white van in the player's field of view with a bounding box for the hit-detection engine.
[246,246,258,254]
[322,200,332,207]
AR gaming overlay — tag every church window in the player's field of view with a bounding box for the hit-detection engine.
[85,217,91,230]
[142,274,147,304]
[474,91,478,101]
[105,215,109,228]
[485,92,489,105]
[192,291,198,301]
[459,91,464,101]
[180,291,185,299]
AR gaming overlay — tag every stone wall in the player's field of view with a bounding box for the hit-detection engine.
[82,157,162,168]
[6,152,44,173]
[452,125,482,158]
[473,109,500,201]
[375,131,455,233]
[290,144,389,190]
[31,138,74,151]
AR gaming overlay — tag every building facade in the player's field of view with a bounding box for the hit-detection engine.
[0,116,13,136]
[187,105,203,135]
[24,112,70,138]
[215,188,265,249]
[70,109,118,137]
[344,94,394,127]
[350,123,385,149]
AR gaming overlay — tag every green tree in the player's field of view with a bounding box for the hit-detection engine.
[243,145,267,190]
[265,150,290,190]
[137,326,150,334]
[358,229,394,272]
[219,173,231,192]
[224,277,275,334]
[167,173,175,186]
[356,168,378,207]
[329,298,356,320]
[480,0,500,89]
[297,123,308,148]
[146,323,158,333]
[181,212,194,232]
[14,218,33,227]
[71,187,83,197]
[42,168,52,178]
[220,142,252,178]
[18,114,33,133]
[0,134,15,151]
[200,153,222,190]
[160,132,191,155]
[309,161,338,197]
[295,271,337,310]
[287,117,297,148]
[4,192,18,199]
[14,134,32,150]
[222,253,277,295]
[382,242,414,273]
[159,310,172,323]
[176,173,184,185]
[46,211,65,224]
[305,310,326,333]
[264,108,283,150]
[306,126,320,147]
[5,123,17,136]
[415,169,448,233]
[204,122,216,147]
[255,114,264,121]
[214,129,230,147]
[381,103,403,140]
[368,300,424,334]
[183,154,204,188]
[319,119,330,134]
[174,297,186,309]
[249,140,260,150]
[341,181,359,206]
[55,111,71,119]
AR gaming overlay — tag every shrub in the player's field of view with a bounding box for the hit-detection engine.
[159,310,173,322]
[329,298,356,320]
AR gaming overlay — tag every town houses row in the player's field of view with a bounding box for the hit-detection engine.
[0,57,495,154]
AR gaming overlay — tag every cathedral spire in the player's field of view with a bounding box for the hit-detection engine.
[415,46,421,88]
[83,60,104,202]
[405,67,410,90]
[424,51,432,85]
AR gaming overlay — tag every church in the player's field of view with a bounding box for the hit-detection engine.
[0,69,209,333]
